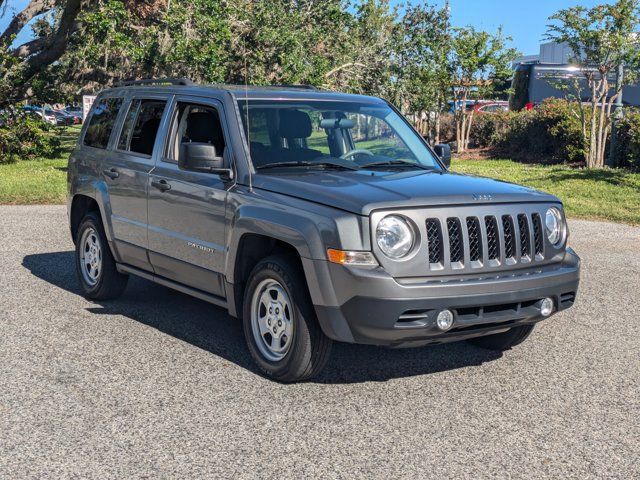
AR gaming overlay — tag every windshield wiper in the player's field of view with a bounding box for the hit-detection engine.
[359,159,435,171]
[256,160,359,171]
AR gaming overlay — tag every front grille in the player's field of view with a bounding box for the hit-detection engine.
[447,218,464,263]
[425,212,544,270]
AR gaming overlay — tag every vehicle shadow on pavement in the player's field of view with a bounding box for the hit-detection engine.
[23,251,503,384]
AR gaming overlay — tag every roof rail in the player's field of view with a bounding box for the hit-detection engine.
[115,78,196,87]
[270,84,317,90]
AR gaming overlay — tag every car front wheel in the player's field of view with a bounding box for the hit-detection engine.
[242,255,332,383]
[75,212,128,300]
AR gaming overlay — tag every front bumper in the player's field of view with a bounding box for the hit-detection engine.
[304,248,580,347]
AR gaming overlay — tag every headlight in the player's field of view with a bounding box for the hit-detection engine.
[376,215,414,259]
[545,207,564,245]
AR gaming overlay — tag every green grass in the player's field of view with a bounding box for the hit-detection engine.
[1,129,639,225]
[0,127,78,205]
[307,130,410,159]
[452,158,640,225]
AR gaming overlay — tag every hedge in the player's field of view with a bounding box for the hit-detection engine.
[439,99,637,169]
[613,110,640,170]
[0,112,63,164]
[469,99,587,164]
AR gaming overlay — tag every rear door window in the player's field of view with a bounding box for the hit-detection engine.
[83,97,123,149]
[117,100,166,156]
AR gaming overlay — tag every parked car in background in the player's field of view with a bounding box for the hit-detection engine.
[448,100,509,114]
[47,108,75,126]
[448,100,475,112]
[510,62,640,111]
[23,106,57,124]
[474,101,509,114]
[65,106,83,124]
[62,109,83,124]
[66,105,82,114]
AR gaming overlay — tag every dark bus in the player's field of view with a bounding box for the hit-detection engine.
[509,62,640,110]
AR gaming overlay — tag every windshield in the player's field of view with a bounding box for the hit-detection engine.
[237,100,442,172]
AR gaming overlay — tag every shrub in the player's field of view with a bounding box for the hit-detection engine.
[437,113,456,144]
[0,110,62,164]
[470,111,512,148]
[468,99,587,164]
[614,109,640,170]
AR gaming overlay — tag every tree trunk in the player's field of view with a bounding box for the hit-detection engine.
[464,110,475,151]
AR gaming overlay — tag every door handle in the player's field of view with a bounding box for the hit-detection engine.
[151,179,172,192]
[103,168,119,179]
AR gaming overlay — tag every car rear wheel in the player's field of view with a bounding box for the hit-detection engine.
[242,255,332,383]
[467,324,535,351]
[75,212,128,300]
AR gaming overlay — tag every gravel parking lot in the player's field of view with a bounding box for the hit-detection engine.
[0,205,638,479]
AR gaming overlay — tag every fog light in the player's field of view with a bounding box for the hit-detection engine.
[436,310,454,331]
[540,297,554,317]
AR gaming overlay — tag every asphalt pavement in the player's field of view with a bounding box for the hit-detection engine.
[0,205,638,479]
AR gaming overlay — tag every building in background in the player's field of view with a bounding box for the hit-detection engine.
[513,41,575,67]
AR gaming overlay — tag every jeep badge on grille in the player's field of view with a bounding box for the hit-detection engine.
[472,194,493,201]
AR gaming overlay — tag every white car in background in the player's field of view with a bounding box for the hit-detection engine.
[23,106,57,124]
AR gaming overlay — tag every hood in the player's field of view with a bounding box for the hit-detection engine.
[252,169,559,215]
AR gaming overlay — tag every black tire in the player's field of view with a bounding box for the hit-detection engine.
[242,255,332,383]
[467,324,535,351]
[75,211,128,300]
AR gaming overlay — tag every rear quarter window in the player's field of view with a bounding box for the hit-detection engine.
[83,97,123,149]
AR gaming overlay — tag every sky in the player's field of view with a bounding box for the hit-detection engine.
[1,0,610,57]
[400,0,609,56]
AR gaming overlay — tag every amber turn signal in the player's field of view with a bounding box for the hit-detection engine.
[327,249,377,266]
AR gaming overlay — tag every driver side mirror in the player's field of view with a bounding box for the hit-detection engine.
[433,143,451,169]
[179,143,233,179]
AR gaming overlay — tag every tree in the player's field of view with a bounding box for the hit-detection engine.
[393,3,451,142]
[64,0,231,90]
[449,26,517,153]
[0,0,233,104]
[0,0,86,106]
[227,0,353,87]
[324,0,397,96]
[547,0,640,168]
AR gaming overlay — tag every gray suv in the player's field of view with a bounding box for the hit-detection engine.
[68,79,580,382]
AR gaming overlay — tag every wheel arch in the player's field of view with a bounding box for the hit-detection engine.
[69,183,119,261]
[228,231,306,319]
[69,194,101,244]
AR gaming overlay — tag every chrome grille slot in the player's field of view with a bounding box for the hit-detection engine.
[466,217,482,262]
[484,216,500,260]
[425,218,443,264]
[446,218,464,264]
[502,215,516,260]
[517,214,531,259]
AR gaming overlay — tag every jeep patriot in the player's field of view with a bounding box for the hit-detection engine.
[68,79,581,382]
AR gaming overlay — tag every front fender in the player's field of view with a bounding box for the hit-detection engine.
[225,204,325,284]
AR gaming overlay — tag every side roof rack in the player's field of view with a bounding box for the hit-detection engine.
[270,84,317,90]
[115,78,196,87]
